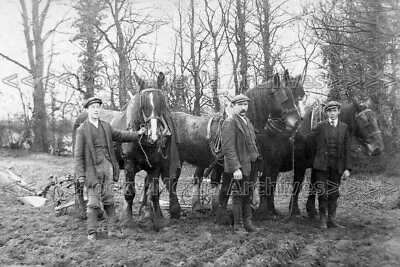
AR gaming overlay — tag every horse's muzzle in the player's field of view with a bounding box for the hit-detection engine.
[266,118,300,137]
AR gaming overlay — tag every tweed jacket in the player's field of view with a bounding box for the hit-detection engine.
[221,114,259,176]
[308,120,351,174]
[74,119,140,186]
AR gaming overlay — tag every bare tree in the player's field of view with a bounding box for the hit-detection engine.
[98,0,168,108]
[0,0,67,152]
[189,0,202,115]
[201,0,228,112]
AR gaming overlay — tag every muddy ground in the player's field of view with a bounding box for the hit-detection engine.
[0,148,400,267]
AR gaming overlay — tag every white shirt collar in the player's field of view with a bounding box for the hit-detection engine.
[238,115,247,125]
[329,119,338,127]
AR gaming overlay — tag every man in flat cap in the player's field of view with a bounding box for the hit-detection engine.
[303,100,351,230]
[220,94,261,233]
[74,96,146,241]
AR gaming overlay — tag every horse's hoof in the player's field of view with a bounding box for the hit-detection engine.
[211,199,219,213]
[122,217,135,228]
[191,201,201,213]
[216,208,233,225]
[257,212,276,221]
[73,209,86,221]
[170,205,181,219]
[307,213,318,220]
[289,208,301,217]
[153,218,167,232]
[139,205,152,221]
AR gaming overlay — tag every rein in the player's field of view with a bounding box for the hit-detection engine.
[355,108,382,142]
[126,89,170,167]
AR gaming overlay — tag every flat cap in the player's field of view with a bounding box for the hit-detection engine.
[324,100,341,112]
[83,97,103,108]
[231,94,250,104]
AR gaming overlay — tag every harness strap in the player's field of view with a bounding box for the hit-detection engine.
[206,117,224,158]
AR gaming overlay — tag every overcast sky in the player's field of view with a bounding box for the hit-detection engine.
[0,0,323,120]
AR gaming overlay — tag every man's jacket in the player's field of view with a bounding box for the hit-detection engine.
[74,119,140,186]
[308,120,351,174]
[221,114,259,176]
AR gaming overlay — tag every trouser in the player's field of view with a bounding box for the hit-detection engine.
[315,164,341,222]
[87,156,117,235]
[228,162,257,222]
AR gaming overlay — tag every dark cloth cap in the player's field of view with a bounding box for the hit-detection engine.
[324,100,341,112]
[231,94,250,104]
[83,97,103,108]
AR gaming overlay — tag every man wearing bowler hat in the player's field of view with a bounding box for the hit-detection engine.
[74,96,146,241]
[220,94,261,233]
[304,100,351,230]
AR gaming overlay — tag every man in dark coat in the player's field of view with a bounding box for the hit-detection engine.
[74,97,146,241]
[306,100,351,229]
[221,94,261,233]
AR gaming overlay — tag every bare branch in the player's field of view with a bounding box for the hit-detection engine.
[0,52,31,72]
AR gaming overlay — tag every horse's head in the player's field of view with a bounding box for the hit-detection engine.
[246,72,302,136]
[127,88,170,144]
[352,99,384,156]
[282,69,306,118]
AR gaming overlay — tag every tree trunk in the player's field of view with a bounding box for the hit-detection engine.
[237,0,248,93]
[259,0,273,81]
[21,0,51,152]
[190,0,201,115]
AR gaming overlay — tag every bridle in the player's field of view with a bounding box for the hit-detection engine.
[130,88,169,137]
[354,108,382,143]
[265,86,301,136]
[126,88,171,167]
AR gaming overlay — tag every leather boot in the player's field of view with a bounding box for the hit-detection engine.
[319,212,328,230]
[243,199,261,233]
[104,204,125,238]
[87,207,98,240]
[232,196,247,234]
[327,200,345,229]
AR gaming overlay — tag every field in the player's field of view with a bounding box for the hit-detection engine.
[1,148,400,266]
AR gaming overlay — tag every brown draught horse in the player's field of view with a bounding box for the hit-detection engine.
[73,79,181,231]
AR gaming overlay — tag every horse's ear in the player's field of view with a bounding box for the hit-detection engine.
[273,73,280,87]
[364,98,373,108]
[352,99,364,112]
[284,69,290,82]
[157,72,165,89]
[133,72,146,91]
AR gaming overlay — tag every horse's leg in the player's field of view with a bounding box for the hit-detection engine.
[162,167,182,219]
[192,167,204,212]
[266,168,280,215]
[288,161,307,217]
[216,172,233,225]
[257,164,278,220]
[210,165,223,212]
[122,160,137,226]
[139,173,152,221]
[306,168,318,220]
[148,169,165,232]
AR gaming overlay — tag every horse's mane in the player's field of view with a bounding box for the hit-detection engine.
[245,79,277,129]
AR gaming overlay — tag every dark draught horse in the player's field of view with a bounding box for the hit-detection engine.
[256,99,384,219]
[73,87,181,231]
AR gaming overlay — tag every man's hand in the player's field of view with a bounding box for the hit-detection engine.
[77,176,85,184]
[138,127,147,135]
[233,169,242,180]
[342,170,350,180]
